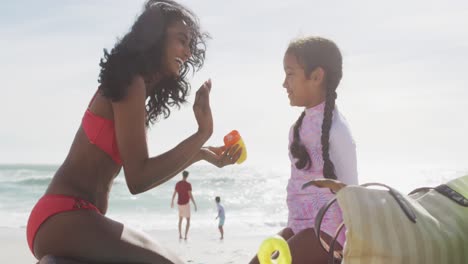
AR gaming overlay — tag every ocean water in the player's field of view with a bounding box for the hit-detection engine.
[0,159,466,233]
[0,164,289,233]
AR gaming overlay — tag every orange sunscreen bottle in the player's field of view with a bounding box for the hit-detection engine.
[223,130,247,164]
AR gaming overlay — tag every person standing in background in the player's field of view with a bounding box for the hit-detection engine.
[171,170,197,240]
[215,196,225,240]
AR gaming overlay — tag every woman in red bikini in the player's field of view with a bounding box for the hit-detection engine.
[27,1,241,263]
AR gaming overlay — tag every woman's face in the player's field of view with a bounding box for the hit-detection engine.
[282,52,326,108]
[162,20,192,78]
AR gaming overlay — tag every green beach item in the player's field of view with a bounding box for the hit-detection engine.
[257,235,292,264]
[310,175,468,264]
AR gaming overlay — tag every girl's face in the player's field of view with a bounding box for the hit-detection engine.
[161,20,192,78]
[282,52,326,108]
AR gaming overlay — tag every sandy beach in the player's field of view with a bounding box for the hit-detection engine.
[1,226,271,263]
[0,227,36,263]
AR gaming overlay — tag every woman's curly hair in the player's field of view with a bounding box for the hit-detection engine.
[98,0,209,126]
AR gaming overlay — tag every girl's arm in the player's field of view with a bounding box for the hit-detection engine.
[329,119,358,185]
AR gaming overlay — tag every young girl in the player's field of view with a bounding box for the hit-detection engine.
[27,1,241,263]
[251,37,358,263]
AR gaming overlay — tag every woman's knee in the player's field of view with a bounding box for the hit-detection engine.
[294,227,316,237]
[279,227,294,240]
[287,228,328,262]
[38,255,86,264]
[38,255,56,264]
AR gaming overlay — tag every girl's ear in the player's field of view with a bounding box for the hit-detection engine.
[309,67,325,83]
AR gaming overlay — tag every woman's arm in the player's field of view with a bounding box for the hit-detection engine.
[113,76,213,194]
[142,144,241,191]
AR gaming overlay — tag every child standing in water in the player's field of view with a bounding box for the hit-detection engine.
[251,37,358,263]
[215,196,225,240]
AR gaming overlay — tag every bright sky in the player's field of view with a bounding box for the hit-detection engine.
[1,0,467,175]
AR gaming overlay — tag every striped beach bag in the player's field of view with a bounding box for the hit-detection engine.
[306,175,468,264]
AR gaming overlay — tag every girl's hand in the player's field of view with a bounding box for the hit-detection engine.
[193,79,213,139]
[302,178,347,193]
[203,145,242,168]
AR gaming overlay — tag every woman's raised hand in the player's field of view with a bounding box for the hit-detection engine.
[193,79,213,138]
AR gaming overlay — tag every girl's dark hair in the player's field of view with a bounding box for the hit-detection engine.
[287,37,343,179]
[98,0,209,126]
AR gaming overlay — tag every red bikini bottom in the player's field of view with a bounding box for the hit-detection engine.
[26,194,102,256]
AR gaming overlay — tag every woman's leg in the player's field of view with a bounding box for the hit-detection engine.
[285,228,328,263]
[38,255,92,264]
[250,227,341,264]
[33,210,184,264]
[286,228,342,264]
[278,227,295,241]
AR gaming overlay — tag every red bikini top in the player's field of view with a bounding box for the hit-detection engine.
[81,92,122,165]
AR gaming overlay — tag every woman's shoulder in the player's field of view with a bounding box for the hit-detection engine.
[113,75,147,103]
[128,75,146,93]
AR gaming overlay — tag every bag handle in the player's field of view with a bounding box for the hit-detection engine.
[408,187,432,195]
[435,184,468,207]
[410,184,468,207]
[361,183,417,223]
[314,180,468,264]
[314,196,343,264]
[328,222,345,264]
[314,182,418,264]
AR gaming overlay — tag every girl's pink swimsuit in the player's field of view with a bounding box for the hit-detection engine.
[287,102,358,246]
